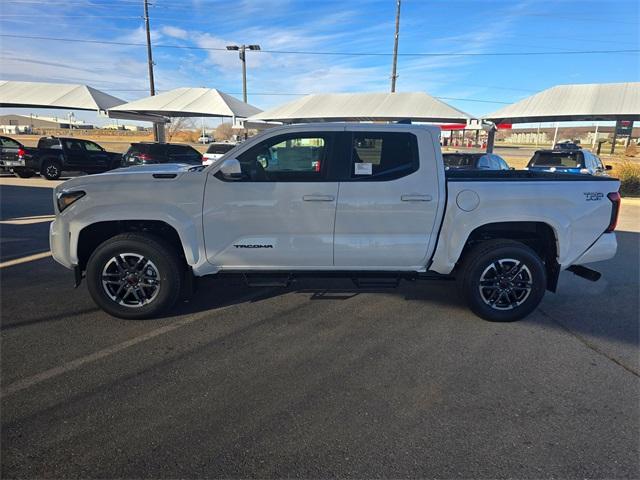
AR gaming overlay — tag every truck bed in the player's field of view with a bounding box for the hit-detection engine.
[445,169,616,182]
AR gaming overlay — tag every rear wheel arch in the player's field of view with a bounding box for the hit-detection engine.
[456,221,560,292]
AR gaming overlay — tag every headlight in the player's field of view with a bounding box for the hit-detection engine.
[57,190,85,212]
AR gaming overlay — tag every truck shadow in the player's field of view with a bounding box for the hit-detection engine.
[174,231,638,349]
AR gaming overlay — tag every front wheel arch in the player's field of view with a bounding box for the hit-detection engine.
[77,220,187,272]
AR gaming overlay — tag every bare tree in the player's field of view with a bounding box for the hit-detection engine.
[215,122,234,141]
[166,117,195,142]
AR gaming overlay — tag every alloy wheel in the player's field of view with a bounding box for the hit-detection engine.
[478,258,533,311]
[101,253,161,308]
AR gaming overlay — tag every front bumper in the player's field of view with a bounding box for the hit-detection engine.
[572,232,617,266]
[49,218,74,269]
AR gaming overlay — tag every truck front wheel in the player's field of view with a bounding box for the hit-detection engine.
[86,233,183,319]
[459,240,546,322]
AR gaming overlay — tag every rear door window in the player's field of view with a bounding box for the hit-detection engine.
[82,141,103,152]
[349,132,418,181]
[64,139,84,151]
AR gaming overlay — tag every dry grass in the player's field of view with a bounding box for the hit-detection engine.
[616,160,640,197]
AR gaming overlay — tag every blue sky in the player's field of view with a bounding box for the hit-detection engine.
[0,0,638,126]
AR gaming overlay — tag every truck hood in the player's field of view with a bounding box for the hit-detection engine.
[55,163,205,193]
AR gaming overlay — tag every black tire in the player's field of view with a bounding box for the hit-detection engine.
[13,169,35,178]
[86,233,184,319]
[40,159,62,180]
[458,239,546,322]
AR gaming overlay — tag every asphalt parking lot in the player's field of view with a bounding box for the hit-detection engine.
[1,175,639,479]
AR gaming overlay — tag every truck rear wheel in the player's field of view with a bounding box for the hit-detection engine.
[459,240,546,322]
[86,233,183,319]
[41,159,62,180]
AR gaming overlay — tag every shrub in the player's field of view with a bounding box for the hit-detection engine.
[617,160,640,197]
[625,142,638,157]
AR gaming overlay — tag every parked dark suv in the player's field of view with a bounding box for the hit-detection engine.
[122,143,202,166]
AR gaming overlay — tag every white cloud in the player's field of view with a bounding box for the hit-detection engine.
[161,26,189,40]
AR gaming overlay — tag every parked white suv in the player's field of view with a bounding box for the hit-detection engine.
[201,142,238,166]
[50,123,620,321]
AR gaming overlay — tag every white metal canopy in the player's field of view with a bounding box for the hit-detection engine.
[0,80,166,123]
[0,80,125,111]
[109,87,262,118]
[483,82,640,124]
[249,92,471,123]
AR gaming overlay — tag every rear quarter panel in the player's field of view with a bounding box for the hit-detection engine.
[430,177,620,274]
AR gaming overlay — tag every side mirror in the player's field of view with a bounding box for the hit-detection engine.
[218,158,242,180]
[605,165,613,171]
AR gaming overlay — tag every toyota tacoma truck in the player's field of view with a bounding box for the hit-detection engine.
[49,123,621,321]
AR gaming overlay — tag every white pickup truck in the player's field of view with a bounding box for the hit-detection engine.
[50,123,621,322]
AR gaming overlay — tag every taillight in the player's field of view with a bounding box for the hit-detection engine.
[202,155,207,164]
[138,153,151,162]
[17,148,25,159]
[313,160,321,172]
[605,192,621,233]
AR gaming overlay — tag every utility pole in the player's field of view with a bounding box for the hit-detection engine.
[390,0,401,92]
[143,0,162,142]
[226,44,261,103]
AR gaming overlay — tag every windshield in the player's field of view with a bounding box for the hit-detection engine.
[529,151,582,168]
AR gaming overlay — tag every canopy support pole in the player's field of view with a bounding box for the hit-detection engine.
[486,126,496,153]
[552,123,559,146]
[155,123,166,143]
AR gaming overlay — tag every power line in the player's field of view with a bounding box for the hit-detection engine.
[1,34,638,57]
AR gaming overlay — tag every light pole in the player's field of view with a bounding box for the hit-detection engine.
[390,0,401,92]
[226,44,261,103]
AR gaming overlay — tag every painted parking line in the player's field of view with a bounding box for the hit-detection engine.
[0,289,272,399]
[0,251,52,269]
[0,215,55,225]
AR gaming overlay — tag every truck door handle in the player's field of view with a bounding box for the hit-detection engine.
[303,195,335,202]
[401,194,432,202]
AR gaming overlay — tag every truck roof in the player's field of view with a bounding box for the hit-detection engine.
[258,122,441,136]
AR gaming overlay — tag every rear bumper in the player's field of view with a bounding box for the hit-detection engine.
[572,232,617,266]
[3,159,25,168]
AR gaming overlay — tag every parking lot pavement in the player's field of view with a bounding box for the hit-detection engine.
[1,181,639,478]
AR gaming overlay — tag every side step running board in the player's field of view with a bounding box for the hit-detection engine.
[566,265,602,282]
[351,277,401,289]
[242,273,293,287]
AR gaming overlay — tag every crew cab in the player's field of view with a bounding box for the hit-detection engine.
[527,149,611,176]
[10,137,122,180]
[50,124,621,322]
